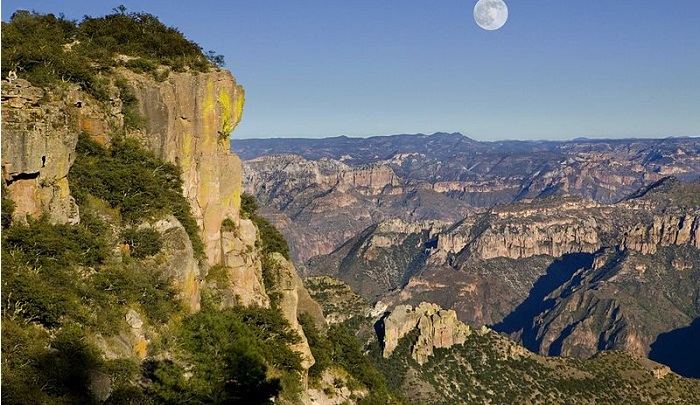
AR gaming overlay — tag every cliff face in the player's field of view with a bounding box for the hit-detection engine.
[239,134,700,281]
[522,246,700,359]
[621,214,700,254]
[2,79,82,224]
[436,197,606,261]
[307,218,449,301]
[218,219,270,308]
[270,253,316,386]
[1,69,316,372]
[305,179,699,367]
[402,181,700,362]
[125,69,245,267]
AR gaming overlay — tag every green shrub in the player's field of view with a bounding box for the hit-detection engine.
[3,214,108,268]
[88,263,181,325]
[327,322,392,404]
[261,254,282,308]
[2,8,222,102]
[221,217,237,232]
[254,215,290,260]
[1,183,15,229]
[205,264,229,284]
[147,307,302,404]
[240,193,259,219]
[299,312,332,382]
[114,77,147,130]
[122,228,162,258]
[239,194,290,259]
[69,132,205,260]
[1,320,104,404]
[123,58,157,74]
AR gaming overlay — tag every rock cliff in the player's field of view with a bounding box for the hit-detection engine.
[238,134,700,279]
[621,214,700,254]
[1,68,318,385]
[243,154,469,263]
[2,79,83,224]
[307,218,449,301]
[124,69,245,267]
[218,218,270,308]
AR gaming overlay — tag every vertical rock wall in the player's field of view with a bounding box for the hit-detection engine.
[1,79,83,224]
[125,69,245,267]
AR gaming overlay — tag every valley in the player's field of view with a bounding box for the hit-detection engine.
[239,134,700,380]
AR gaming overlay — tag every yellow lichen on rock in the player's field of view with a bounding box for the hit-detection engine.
[125,69,246,266]
[133,338,148,361]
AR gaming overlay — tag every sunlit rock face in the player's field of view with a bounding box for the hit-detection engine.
[126,69,245,267]
[381,302,472,365]
[2,79,86,224]
[270,253,316,388]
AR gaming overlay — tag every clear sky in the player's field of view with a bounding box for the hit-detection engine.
[2,1,699,140]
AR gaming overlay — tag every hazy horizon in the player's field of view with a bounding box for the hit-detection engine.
[231,131,700,142]
[3,1,699,140]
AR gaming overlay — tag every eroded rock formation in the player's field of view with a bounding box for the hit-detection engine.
[621,214,700,254]
[381,302,471,364]
[219,219,270,308]
[270,253,316,387]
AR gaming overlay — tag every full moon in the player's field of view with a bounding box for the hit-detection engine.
[474,0,508,31]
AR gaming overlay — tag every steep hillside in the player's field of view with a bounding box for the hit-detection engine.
[243,153,469,264]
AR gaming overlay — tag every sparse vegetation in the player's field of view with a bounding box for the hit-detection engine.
[369,329,700,404]
[299,313,333,382]
[221,217,237,233]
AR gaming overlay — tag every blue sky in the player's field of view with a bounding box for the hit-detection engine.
[3,1,699,140]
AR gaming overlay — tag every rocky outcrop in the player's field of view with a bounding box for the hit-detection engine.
[237,134,700,207]
[472,217,602,260]
[336,164,401,195]
[243,154,469,264]
[148,215,204,312]
[270,253,316,387]
[240,134,700,279]
[381,302,471,364]
[436,197,606,261]
[219,219,270,307]
[520,247,700,360]
[125,69,245,267]
[304,276,371,324]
